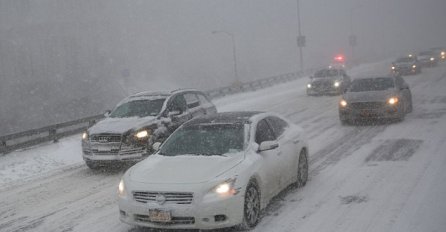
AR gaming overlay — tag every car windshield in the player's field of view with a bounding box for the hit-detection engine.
[349,78,394,92]
[396,57,414,63]
[314,69,340,78]
[159,124,245,156]
[109,99,165,118]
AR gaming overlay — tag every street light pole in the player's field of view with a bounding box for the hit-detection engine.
[296,0,305,74]
[349,5,362,65]
[212,30,239,84]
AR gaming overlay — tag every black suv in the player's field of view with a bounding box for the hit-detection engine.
[81,89,217,169]
[306,68,351,96]
[391,56,421,76]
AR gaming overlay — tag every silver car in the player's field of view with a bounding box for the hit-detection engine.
[339,76,412,124]
[82,89,217,169]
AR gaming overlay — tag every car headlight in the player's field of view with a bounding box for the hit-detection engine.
[135,130,150,139]
[82,131,88,140]
[118,179,127,198]
[213,178,238,196]
[412,65,417,69]
[334,81,340,87]
[388,97,399,105]
[430,57,435,61]
[307,83,312,88]
[441,51,445,56]
[391,66,395,70]
[340,99,348,107]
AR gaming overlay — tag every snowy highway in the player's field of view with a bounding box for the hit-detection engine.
[1,61,446,232]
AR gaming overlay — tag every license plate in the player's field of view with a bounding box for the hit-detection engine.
[149,209,171,222]
[96,145,112,152]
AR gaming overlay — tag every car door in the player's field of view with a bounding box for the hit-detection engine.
[196,92,217,115]
[266,116,299,188]
[165,94,192,132]
[183,92,205,118]
[255,119,282,199]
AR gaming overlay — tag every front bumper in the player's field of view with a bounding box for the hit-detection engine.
[82,141,148,162]
[339,104,401,121]
[119,187,244,230]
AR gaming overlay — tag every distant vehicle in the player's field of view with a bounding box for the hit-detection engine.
[339,76,412,124]
[118,111,309,230]
[418,50,438,67]
[306,68,351,95]
[391,56,421,76]
[430,47,446,61]
[81,89,217,169]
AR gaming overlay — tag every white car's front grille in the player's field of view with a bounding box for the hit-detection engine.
[133,191,194,205]
[90,134,122,143]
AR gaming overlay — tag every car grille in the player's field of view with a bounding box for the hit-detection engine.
[133,191,194,205]
[350,102,385,109]
[134,214,195,225]
[90,134,122,143]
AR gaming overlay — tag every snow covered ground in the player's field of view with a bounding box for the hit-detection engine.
[1,61,446,232]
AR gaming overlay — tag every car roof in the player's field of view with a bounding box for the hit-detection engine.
[130,88,201,98]
[184,111,264,126]
[353,76,394,81]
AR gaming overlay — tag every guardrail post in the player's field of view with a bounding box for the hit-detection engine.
[0,140,7,154]
[49,128,58,143]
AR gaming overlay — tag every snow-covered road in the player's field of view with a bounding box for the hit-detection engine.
[1,61,446,232]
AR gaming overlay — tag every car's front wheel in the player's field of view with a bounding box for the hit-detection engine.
[85,160,100,170]
[296,150,308,187]
[238,181,261,230]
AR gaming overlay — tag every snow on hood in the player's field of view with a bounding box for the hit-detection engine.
[344,89,397,103]
[129,153,244,184]
[88,116,157,134]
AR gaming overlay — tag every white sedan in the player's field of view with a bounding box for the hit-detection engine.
[118,111,309,230]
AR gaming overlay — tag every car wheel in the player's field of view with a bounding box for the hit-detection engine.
[238,182,261,230]
[407,97,413,113]
[296,150,308,187]
[85,161,100,170]
[397,104,406,121]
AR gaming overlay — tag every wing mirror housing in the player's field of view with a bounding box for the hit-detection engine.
[104,110,111,117]
[258,141,279,152]
[152,142,162,151]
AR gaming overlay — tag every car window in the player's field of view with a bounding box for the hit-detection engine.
[159,124,244,156]
[349,78,395,92]
[266,116,289,138]
[109,99,165,118]
[168,95,187,112]
[197,93,212,106]
[255,119,276,144]
[184,93,200,109]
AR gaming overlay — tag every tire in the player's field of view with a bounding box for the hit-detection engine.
[85,161,100,170]
[407,97,413,113]
[238,182,261,230]
[397,105,405,121]
[296,150,308,187]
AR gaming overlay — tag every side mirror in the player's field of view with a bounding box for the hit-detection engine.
[152,142,162,151]
[104,110,111,117]
[168,110,182,117]
[258,141,279,152]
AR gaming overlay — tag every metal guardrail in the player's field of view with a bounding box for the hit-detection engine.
[0,71,309,155]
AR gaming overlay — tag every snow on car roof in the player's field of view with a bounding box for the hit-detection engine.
[185,111,264,125]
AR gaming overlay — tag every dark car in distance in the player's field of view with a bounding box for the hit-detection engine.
[339,76,412,124]
[418,51,438,67]
[81,89,217,169]
[306,68,351,96]
[391,56,421,76]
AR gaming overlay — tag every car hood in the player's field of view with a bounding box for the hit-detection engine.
[344,89,397,103]
[88,116,157,134]
[311,77,340,83]
[418,55,432,60]
[129,153,244,184]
